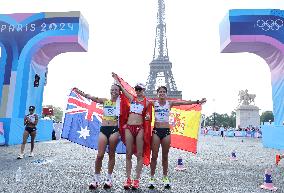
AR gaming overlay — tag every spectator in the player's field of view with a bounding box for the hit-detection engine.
[17,106,38,159]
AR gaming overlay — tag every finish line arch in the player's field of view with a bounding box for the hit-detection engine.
[220,9,284,149]
[0,12,89,145]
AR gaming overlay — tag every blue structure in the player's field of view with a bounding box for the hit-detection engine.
[0,122,4,145]
[220,9,284,149]
[0,12,89,145]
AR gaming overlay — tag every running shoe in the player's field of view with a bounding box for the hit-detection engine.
[276,154,281,165]
[132,179,139,190]
[89,181,99,190]
[162,176,171,189]
[124,178,132,190]
[28,152,34,157]
[103,178,113,189]
[148,177,156,189]
[17,153,24,159]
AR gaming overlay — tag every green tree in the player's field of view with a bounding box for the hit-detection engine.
[204,111,236,128]
[229,111,236,128]
[260,111,274,123]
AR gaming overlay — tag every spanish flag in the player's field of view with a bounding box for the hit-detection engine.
[169,104,202,154]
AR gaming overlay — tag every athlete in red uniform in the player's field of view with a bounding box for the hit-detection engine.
[113,72,151,190]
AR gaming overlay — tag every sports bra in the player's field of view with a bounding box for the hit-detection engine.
[154,100,170,122]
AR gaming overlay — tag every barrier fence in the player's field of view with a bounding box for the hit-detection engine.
[201,129,262,138]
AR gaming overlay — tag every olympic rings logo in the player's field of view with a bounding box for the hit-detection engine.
[256,19,283,31]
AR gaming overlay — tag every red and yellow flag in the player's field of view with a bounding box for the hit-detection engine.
[169,104,201,154]
[150,101,201,154]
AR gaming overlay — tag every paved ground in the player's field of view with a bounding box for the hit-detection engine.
[0,135,283,193]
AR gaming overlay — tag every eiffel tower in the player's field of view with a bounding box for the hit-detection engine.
[145,0,182,99]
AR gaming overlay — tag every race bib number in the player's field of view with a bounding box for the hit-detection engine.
[155,111,169,122]
[130,102,144,114]
[104,106,116,116]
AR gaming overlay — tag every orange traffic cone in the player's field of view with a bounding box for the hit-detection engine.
[175,157,186,171]
[260,168,277,191]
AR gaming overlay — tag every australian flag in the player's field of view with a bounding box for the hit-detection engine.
[61,89,126,153]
